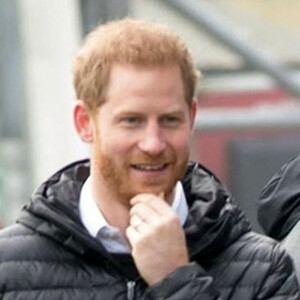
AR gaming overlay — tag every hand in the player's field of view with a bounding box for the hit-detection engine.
[126,193,189,286]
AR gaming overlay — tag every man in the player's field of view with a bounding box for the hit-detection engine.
[258,154,300,281]
[0,18,299,299]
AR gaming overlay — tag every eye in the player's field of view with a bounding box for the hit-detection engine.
[161,115,182,127]
[120,116,142,127]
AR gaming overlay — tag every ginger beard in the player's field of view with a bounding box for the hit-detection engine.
[92,134,189,205]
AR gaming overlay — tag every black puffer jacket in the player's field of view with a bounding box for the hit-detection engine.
[258,155,300,240]
[258,155,300,281]
[0,160,299,299]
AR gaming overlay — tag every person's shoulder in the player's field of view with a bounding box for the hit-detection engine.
[241,232,299,299]
[0,222,61,263]
[219,231,297,288]
[238,231,286,252]
[0,223,36,257]
[0,222,33,244]
[234,231,294,268]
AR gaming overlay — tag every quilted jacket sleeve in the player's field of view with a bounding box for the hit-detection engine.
[255,243,299,300]
[145,262,220,300]
[144,247,300,300]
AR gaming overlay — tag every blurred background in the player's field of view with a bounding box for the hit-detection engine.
[1,0,300,231]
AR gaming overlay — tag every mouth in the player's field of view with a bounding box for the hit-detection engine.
[131,163,168,172]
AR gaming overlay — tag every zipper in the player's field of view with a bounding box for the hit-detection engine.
[127,281,136,300]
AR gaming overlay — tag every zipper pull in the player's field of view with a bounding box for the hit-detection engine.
[127,281,136,300]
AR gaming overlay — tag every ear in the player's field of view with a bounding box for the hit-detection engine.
[189,99,197,131]
[73,101,94,143]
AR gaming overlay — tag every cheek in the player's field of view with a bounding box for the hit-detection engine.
[101,132,136,156]
[169,131,192,154]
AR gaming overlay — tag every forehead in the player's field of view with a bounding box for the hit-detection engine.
[105,63,185,105]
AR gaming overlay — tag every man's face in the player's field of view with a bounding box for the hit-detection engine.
[91,63,196,204]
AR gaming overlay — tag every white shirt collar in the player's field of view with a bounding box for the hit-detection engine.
[79,176,107,238]
[79,176,188,252]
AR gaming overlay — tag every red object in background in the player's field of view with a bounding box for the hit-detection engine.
[192,88,298,185]
[198,88,289,109]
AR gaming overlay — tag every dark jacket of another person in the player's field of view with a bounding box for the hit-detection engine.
[259,154,300,281]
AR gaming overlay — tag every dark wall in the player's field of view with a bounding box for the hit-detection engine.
[229,135,300,233]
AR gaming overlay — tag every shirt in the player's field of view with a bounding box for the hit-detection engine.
[79,176,188,253]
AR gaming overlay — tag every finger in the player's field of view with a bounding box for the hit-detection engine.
[130,202,161,224]
[131,194,173,216]
[126,225,138,246]
[130,214,144,228]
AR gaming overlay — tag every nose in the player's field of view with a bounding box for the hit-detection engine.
[138,123,166,156]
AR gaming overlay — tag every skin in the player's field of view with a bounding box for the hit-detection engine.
[74,63,196,286]
[127,192,189,285]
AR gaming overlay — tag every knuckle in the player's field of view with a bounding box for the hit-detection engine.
[130,203,143,215]
[166,212,180,225]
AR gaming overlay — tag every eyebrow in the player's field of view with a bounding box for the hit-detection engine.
[114,110,186,119]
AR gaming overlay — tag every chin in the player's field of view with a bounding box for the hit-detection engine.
[135,182,174,197]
